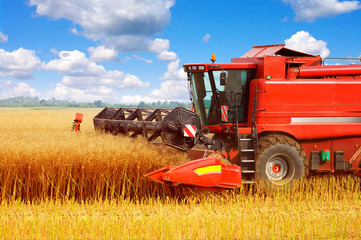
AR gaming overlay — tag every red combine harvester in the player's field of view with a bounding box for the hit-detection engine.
[94,44,361,191]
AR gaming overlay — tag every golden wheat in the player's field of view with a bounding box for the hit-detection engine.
[0,176,360,239]
[0,108,192,201]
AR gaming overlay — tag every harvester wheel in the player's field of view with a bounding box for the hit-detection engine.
[256,134,307,192]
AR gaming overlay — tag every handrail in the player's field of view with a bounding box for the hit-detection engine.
[251,85,259,155]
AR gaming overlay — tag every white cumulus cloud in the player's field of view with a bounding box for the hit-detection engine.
[0,81,42,99]
[29,0,175,52]
[285,31,330,58]
[45,50,149,90]
[0,31,8,43]
[46,50,103,77]
[133,55,153,64]
[120,79,189,103]
[0,48,43,79]
[120,95,159,104]
[119,56,131,63]
[157,51,179,61]
[121,59,189,103]
[283,0,361,22]
[46,83,119,102]
[202,33,211,43]
[149,38,171,53]
[88,46,119,62]
[150,80,189,101]
[43,49,149,102]
[160,60,187,81]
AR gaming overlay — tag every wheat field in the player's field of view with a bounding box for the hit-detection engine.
[1,108,361,239]
[0,108,194,201]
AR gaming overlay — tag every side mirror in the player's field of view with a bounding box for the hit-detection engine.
[220,72,227,86]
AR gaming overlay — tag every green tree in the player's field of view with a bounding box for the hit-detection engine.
[94,100,103,107]
[138,101,146,108]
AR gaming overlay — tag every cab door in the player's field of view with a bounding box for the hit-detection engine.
[210,70,250,124]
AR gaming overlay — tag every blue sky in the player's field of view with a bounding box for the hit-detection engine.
[1,0,361,103]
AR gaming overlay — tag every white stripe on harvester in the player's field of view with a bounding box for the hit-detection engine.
[184,125,196,137]
[221,105,228,122]
[291,117,361,124]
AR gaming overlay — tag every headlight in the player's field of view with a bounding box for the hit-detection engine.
[185,65,206,71]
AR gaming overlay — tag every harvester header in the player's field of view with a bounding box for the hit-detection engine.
[93,107,223,152]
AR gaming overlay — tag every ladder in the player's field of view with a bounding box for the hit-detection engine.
[221,90,257,184]
[238,85,265,184]
[237,85,264,184]
[238,134,256,184]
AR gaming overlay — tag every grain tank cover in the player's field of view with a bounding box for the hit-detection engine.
[241,44,316,58]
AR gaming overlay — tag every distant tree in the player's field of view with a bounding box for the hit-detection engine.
[93,100,103,107]
[138,101,146,108]
[0,96,190,109]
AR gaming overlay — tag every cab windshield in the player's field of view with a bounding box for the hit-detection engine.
[189,69,250,126]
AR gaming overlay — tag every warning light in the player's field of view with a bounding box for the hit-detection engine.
[211,54,216,63]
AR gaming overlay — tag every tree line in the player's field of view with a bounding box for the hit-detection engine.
[0,96,189,109]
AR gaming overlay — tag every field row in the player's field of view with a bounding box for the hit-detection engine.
[1,184,361,240]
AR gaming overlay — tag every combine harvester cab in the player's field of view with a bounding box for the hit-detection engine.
[95,44,361,191]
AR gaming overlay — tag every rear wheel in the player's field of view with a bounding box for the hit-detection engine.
[256,134,308,192]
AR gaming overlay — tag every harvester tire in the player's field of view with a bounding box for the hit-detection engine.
[256,134,308,192]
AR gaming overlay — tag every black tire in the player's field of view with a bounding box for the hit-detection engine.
[256,134,308,192]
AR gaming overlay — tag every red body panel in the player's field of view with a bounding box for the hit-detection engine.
[253,76,361,172]
[301,138,361,172]
[260,80,361,139]
[253,66,361,172]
